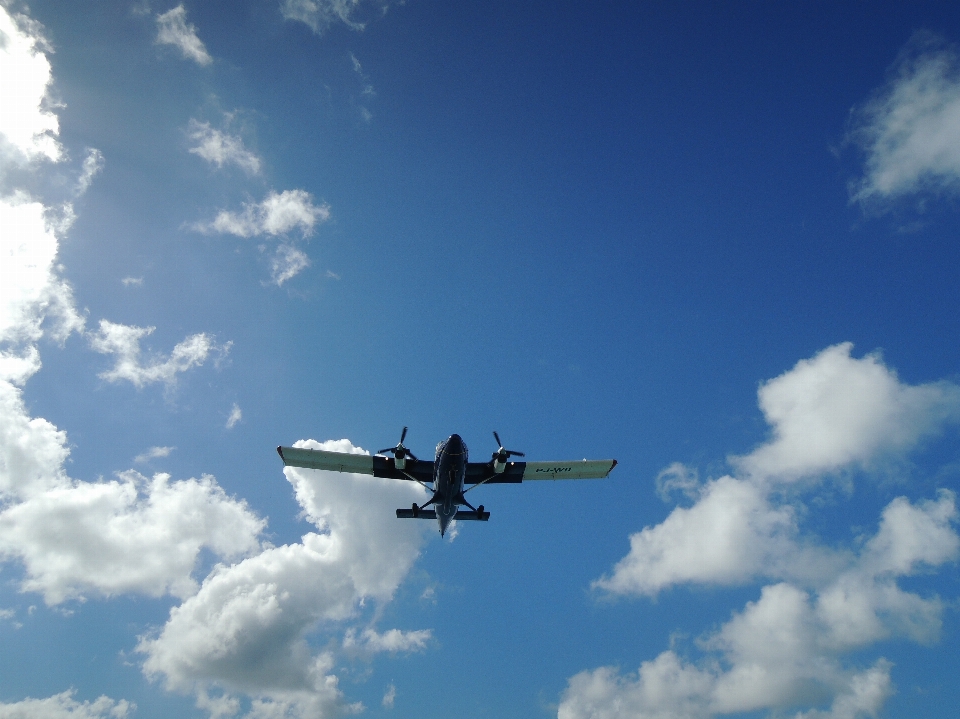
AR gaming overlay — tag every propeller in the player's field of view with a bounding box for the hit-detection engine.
[378,426,418,462]
[492,431,524,464]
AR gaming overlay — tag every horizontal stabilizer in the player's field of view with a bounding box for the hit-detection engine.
[395,509,490,521]
[454,510,490,521]
[396,509,437,519]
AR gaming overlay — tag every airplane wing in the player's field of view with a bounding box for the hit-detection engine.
[465,459,617,484]
[277,446,435,483]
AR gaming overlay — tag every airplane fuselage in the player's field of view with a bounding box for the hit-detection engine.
[433,434,468,536]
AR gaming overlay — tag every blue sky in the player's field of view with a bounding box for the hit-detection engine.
[2,1,960,717]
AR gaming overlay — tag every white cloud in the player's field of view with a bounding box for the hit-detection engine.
[187,120,261,175]
[342,627,432,654]
[0,193,84,359]
[270,244,310,286]
[655,461,700,502]
[735,342,960,482]
[381,684,396,709]
[0,470,265,605]
[0,6,61,165]
[194,189,330,238]
[120,277,143,287]
[75,148,103,196]
[139,439,429,716]
[593,476,798,596]
[134,445,175,463]
[0,690,134,718]
[226,403,242,429]
[577,345,960,718]
[88,319,227,388]
[280,0,368,34]
[0,374,61,497]
[851,33,960,204]
[156,4,212,66]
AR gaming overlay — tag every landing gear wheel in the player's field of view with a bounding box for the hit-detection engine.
[411,502,419,518]
[477,504,484,519]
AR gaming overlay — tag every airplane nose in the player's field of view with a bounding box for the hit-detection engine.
[446,434,464,455]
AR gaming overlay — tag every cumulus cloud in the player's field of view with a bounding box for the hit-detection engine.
[156,4,212,66]
[593,476,799,595]
[578,344,960,718]
[567,490,955,718]
[270,244,310,286]
[0,194,84,357]
[0,6,61,165]
[850,32,960,204]
[88,319,228,388]
[187,120,261,175]
[194,190,330,238]
[0,690,134,718]
[0,470,265,605]
[381,684,396,709]
[139,439,430,717]
[734,343,960,481]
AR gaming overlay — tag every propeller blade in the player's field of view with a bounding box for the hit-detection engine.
[379,427,416,461]
[493,432,524,459]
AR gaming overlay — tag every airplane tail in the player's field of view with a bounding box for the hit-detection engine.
[396,508,490,521]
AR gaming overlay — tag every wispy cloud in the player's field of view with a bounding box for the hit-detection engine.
[156,4,212,66]
[121,276,143,287]
[225,403,242,429]
[88,319,229,388]
[0,691,135,718]
[280,0,370,34]
[134,446,175,464]
[382,683,396,709]
[574,343,960,719]
[350,52,376,123]
[850,32,960,205]
[270,244,310,286]
[194,189,330,238]
[75,148,103,196]
[342,627,432,654]
[187,119,261,174]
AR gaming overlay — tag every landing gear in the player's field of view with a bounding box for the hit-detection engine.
[411,502,419,518]
[477,504,484,519]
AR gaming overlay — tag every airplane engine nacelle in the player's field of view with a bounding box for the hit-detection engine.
[493,457,506,474]
[395,455,407,470]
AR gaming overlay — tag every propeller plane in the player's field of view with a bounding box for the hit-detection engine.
[277,428,617,536]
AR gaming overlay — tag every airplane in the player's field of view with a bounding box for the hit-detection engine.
[277,428,617,536]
